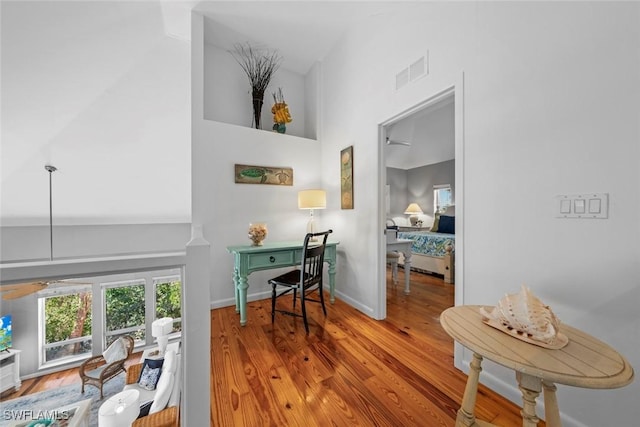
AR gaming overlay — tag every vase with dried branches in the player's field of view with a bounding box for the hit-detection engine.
[230,42,282,130]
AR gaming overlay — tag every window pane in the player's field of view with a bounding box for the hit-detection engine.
[155,279,182,333]
[43,292,92,362]
[434,186,452,213]
[46,339,92,362]
[105,283,146,343]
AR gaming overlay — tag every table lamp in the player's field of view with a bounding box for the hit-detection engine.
[404,203,423,226]
[151,317,173,354]
[99,389,140,427]
[298,189,326,241]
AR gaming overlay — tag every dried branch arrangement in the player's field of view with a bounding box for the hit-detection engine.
[230,42,282,129]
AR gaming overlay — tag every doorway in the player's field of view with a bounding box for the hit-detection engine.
[377,76,464,323]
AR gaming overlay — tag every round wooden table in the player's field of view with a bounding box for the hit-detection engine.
[440,305,634,427]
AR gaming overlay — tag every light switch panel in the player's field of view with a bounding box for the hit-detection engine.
[556,193,608,219]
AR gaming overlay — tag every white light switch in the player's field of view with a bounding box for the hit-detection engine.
[556,193,608,219]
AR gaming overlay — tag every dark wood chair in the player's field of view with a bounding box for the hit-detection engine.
[269,230,333,334]
[79,335,134,398]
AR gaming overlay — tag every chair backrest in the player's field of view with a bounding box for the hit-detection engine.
[300,230,332,287]
[121,335,135,357]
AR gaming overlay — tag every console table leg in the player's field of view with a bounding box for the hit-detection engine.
[516,372,541,427]
[237,275,249,326]
[456,353,483,426]
[543,380,562,427]
[232,267,240,313]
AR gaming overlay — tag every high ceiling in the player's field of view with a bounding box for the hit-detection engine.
[193,1,398,75]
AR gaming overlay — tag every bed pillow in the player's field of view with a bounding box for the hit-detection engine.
[437,215,455,234]
[138,358,164,391]
[430,214,441,232]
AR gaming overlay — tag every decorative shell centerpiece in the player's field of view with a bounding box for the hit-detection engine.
[480,285,568,349]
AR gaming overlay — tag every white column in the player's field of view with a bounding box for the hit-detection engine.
[182,223,211,427]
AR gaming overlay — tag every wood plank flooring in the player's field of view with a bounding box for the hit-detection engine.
[3,268,544,426]
[212,269,544,426]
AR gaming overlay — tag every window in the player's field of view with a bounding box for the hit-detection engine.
[434,184,453,214]
[39,286,93,365]
[103,280,146,347]
[154,275,182,334]
[38,269,183,369]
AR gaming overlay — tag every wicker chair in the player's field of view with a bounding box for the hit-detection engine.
[79,335,134,399]
[126,363,180,427]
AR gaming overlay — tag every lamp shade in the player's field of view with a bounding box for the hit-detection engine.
[298,189,326,210]
[99,389,140,427]
[404,203,424,214]
[151,317,173,337]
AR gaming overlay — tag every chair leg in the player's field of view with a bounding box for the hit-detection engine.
[318,284,327,316]
[301,290,309,334]
[292,288,297,310]
[392,262,398,284]
[271,283,276,324]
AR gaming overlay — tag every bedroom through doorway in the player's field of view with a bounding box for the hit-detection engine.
[379,81,463,326]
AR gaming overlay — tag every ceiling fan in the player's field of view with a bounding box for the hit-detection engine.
[0,279,92,300]
[386,137,411,146]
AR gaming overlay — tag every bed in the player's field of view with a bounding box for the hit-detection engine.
[396,230,455,283]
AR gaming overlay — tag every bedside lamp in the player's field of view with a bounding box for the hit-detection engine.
[298,189,326,241]
[99,389,140,427]
[404,203,423,226]
[151,317,173,354]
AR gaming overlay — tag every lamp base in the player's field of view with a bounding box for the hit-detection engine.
[307,210,318,241]
[157,335,169,354]
[409,215,418,226]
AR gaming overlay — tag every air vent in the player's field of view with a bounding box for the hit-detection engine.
[409,55,426,81]
[396,68,409,90]
[395,52,429,91]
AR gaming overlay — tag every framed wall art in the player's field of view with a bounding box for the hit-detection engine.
[234,164,293,185]
[340,146,354,209]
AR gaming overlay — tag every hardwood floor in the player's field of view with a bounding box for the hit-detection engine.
[212,269,544,426]
[3,269,544,426]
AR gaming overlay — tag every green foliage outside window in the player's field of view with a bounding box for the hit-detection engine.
[156,280,182,332]
[105,283,145,343]
[44,292,92,361]
[44,292,92,344]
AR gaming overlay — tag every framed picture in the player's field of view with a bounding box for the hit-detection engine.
[234,164,293,185]
[340,146,353,209]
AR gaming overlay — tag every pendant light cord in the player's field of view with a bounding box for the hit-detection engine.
[45,165,57,260]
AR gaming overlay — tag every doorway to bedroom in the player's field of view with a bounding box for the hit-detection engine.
[379,81,463,326]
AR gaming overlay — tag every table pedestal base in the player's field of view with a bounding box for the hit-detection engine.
[455,353,563,427]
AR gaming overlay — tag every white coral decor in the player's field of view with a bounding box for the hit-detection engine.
[480,285,564,347]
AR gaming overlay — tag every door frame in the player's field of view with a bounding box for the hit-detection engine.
[377,72,465,328]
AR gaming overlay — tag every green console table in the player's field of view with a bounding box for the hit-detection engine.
[226,240,339,326]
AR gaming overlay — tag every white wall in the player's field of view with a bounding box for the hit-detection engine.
[192,14,324,308]
[318,2,639,426]
[0,224,191,262]
[0,1,191,226]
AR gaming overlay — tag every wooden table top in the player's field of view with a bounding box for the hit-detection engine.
[440,305,634,389]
